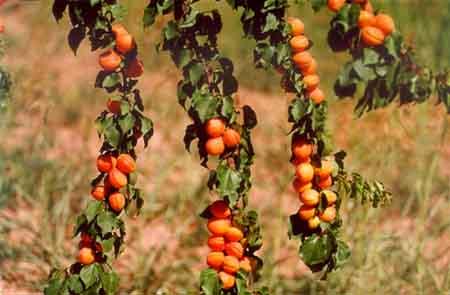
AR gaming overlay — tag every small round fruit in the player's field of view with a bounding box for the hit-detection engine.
[124,58,144,78]
[205,118,226,138]
[328,0,345,12]
[300,189,320,206]
[107,98,121,114]
[117,154,136,174]
[91,185,106,201]
[223,129,240,148]
[207,218,231,236]
[374,13,395,35]
[291,156,311,166]
[308,88,325,104]
[301,58,317,76]
[358,10,376,28]
[298,205,316,221]
[205,137,225,156]
[308,216,321,229]
[320,206,337,222]
[315,160,333,180]
[292,178,313,193]
[78,247,95,265]
[303,75,320,91]
[108,168,128,189]
[111,23,128,36]
[207,251,224,269]
[208,236,225,251]
[292,138,313,160]
[209,200,231,219]
[223,256,240,274]
[292,51,313,70]
[96,154,117,173]
[287,17,304,36]
[81,232,93,244]
[361,26,385,46]
[225,242,244,259]
[295,162,314,183]
[322,190,337,205]
[116,33,135,54]
[219,271,236,290]
[290,35,309,53]
[239,257,252,273]
[225,227,244,242]
[317,175,333,189]
[99,49,121,72]
[109,192,125,212]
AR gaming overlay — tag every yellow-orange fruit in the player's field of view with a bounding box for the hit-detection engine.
[240,257,252,272]
[308,88,325,104]
[300,189,320,206]
[207,218,231,236]
[223,129,240,148]
[292,51,313,70]
[295,162,314,183]
[361,26,385,46]
[99,49,121,72]
[207,251,224,269]
[124,58,144,78]
[208,236,226,251]
[319,206,337,222]
[205,137,225,156]
[205,118,226,138]
[292,138,313,161]
[225,227,244,242]
[116,33,135,54]
[111,23,128,37]
[301,58,317,76]
[91,185,106,201]
[298,205,316,221]
[108,192,125,212]
[223,256,240,274]
[358,10,376,28]
[116,154,136,174]
[374,13,395,35]
[291,156,311,166]
[328,0,345,12]
[290,35,309,53]
[322,190,337,205]
[303,75,320,91]
[293,178,313,193]
[308,216,321,229]
[225,242,244,259]
[287,17,304,36]
[78,247,95,265]
[108,168,128,189]
[219,271,236,290]
[107,98,121,114]
[96,154,117,173]
[314,160,333,180]
[317,175,333,189]
[209,200,231,219]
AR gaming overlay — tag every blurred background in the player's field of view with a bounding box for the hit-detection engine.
[0,0,449,294]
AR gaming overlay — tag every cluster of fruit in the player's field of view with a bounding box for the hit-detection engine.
[204,118,241,156]
[359,10,395,47]
[77,233,102,266]
[98,24,144,77]
[327,0,373,13]
[206,201,252,290]
[287,17,325,104]
[291,137,338,229]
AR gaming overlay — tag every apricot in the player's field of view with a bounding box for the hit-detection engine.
[107,98,121,114]
[209,200,231,219]
[117,154,136,174]
[328,0,345,12]
[290,35,309,53]
[124,58,144,78]
[78,247,95,265]
[207,218,231,236]
[292,138,313,160]
[205,137,225,156]
[111,23,128,37]
[317,175,333,189]
[81,232,93,244]
[293,178,313,193]
[292,51,313,70]
[295,162,314,183]
[361,26,385,46]
[207,251,224,269]
[375,13,395,35]
[322,190,337,205]
[223,129,240,148]
[223,256,240,274]
[300,189,320,206]
[96,154,117,173]
[319,206,337,222]
[287,17,304,36]
[308,216,321,229]
[91,185,106,201]
[303,75,320,91]
[308,88,325,104]
[225,227,244,242]
[205,118,225,138]
[298,205,316,221]
[99,49,121,72]
[291,156,311,166]
[208,236,225,251]
[218,271,235,290]
[314,160,333,180]
[116,33,135,54]
[301,58,317,76]
[225,242,244,259]
[239,257,252,272]
[108,168,128,189]
[108,192,125,212]
[358,10,376,28]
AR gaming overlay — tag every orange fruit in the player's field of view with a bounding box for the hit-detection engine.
[300,189,320,206]
[317,175,333,189]
[287,17,304,36]
[99,49,121,72]
[358,10,376,28]
[298,205,316,221]
[107,98,121,114]
[124,58,144,78]
[207,218,231,236]
[301,58,317,76]
[96,154,117,173]
[80,232,93,245]
[205,137,225,156]
[308,88,325,104]
[292,51,313,70]
[209,200,231,219]
[91,185,106,201]
[314,159,333,180]
[290,35,309,53]
[223,129,240,148]
[117,154,136,174]
[374,13,395,35]
[319,206,337,222]
[109,192,125,212]
[308,216,321,229]
[78,247,95,265]
[223,256,240,274]
[0,24,4,33]
[116,33,135,54]
[239,257,252,272]
[291,156,311,166]
[361,26,385,46]
[328,0,345,12]
[362,1,373,12]
[111,23,128,37]
[218,271,236,290]
[225,227,244,242]
[225,242,244,259]
[108,168,128,189]
[322,190,337,205]
[292,178,313,193]
[295,163,314,183]
[303,75,320,91]
[208,236,225,251]
[292,137,313,160]
[205,118,226,138]
[207,251,224,269]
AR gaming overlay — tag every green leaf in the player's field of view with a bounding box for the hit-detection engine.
[85,201,103,223]
[79,264,100,289]
[97,211,118,234]
[100,270,119,294]
[332,240,351,269]
[216,163,241,205]
[68,275,83,293]
[68,26,86,55]
[90,0,100,6]
[143,5,157,28]
[191,91,219,123]
[199,269,220,295]
[300,234,333,266]
[187,62,204,85]
[242,105,257,129]
[102,73,121,89]
[310,0,327,12]
[118,113,135,134]
[262,13,278,33]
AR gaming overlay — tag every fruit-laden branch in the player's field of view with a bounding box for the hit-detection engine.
[144,1,268,294]
[45,1,153,294]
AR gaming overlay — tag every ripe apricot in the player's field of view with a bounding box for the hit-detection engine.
[208,236,225,251]
[218,271,235,290]
[308,216,321,229]
[315,160,333,180]
[209,200,231,219]
[358,10,376,28]
[205,137,225,156]
[207,218,231,235]
[96,154,117,173]
[107,98,121,114]
[108,168,128,189]
[103,178,114,194]
[223,256,240,274]
[361,26,385,46]
[291,156,311,166]
[298,205,316,221]
[317,175,333,189]
[99,49,121,72]
[300,189,320,206]
[124,58,144,78]
[109,192,125,212]
[308,88,325,104]
[225,242,244,259]
[292,51,313,70]
[290,35,309,53]
[91,185,106,201]
[78,247,95,265]
[293,178,313,193]
[322,190,337,205]
[319,206,337,222]
[223,129,240,149]
[225,227,244,242]
[207,251,224,269]
[239,257,252,273]
[287,17,304,36]
[301,58,317,76]
[375,13,395,35]
[292,138,313,161]
[117,154,136,174]
[116,33,135,54]
[205,118,226,138]
[328,0,345,12]
[111,23,128,37]
[295,162,314,183]
[303,75,320,91]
